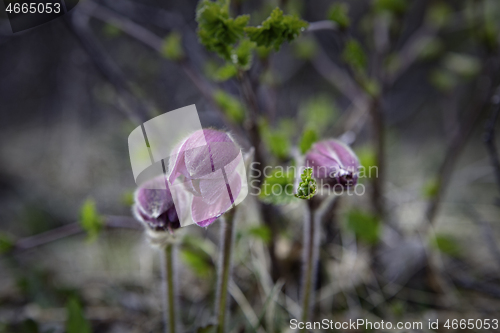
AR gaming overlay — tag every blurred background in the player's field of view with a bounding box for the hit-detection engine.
[1,0,500,332]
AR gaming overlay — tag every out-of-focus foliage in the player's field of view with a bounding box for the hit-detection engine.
[328,3,350,29]
[245,8,308,51]
[373,0,407,14]
[299,128,318,154]
[259,119,294,159]
[161,32,185,61]
[342,39,367,73]
[431,234,461,257]
[80,199,104,242]
[66,298,92,333]
[292,36,318,59]
[0,232,14,254]
[345,209,380,244]
[260,168,296,205]
[180,237,214,278]
[213,90,245,123]
[246,225,272,244]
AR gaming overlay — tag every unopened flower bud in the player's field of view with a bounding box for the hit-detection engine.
[305,139,360,188]
[169,129,242,227]
[133,176,180,233]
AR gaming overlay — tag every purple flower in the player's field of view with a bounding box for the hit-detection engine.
[133,176,180,233]
[168,129,242,227]
[305,139,360,188]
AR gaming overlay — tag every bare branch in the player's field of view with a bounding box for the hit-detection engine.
[484,92,500,194]
[8,216,141,255]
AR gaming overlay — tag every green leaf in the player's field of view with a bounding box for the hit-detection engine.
[161,32,184,61]
[429,69,457,92]
[374,0,407,14]
[415,37,444,60]
[443,53,481,78]
[292,36,318,59]
[294,167,317,200]
[422,178,439,199]
[426,2,452,28]
[356,146,377,180]
[196,0,249,60]
[180,248,213,277]
[247,225,272,244]
[342,39,367,72]
[260,168,296,205]
[431,234,460,257]
[80,199,104,242]
[345,210,380,244]
[213,90,245,123]
[259,119,292,159]
[299,128,318,154]
[299,95,337,134]
[66,298,91,333]
[205,61,238,81]
[0,232,14,255]
[103,23,121,38]
[328,3,350,29]
[245,7,308,51]
[232,38,255,69]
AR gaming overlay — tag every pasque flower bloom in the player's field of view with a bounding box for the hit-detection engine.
[305,139,360,188]
[133,175,180,233]
[168,129,242,227]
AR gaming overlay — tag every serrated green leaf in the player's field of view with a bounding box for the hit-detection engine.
[213,90,245,123]
[232,38,255,69]
[245,7,308,51]
[161,32,184,61]
[80,199,104,242]
[342,39,367,72]
[260,168,296,205]
[328,3,350,29]
[299,128,318,154]
[66,298,91,333]
[196,0,249,60]
[345,210,380,244]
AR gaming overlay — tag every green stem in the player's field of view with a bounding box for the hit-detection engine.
[216,210,236,333]
[161,241,177,333]
[300,199,320,328]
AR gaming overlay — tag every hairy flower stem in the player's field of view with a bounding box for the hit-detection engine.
[160,241,177,333]
[300,198,320,327]
[216,210,236,333]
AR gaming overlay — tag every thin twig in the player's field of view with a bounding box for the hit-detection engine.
[7,216,140,255]
[64,11,152,124]
[426,82,493,224]
[484,92,500,194]
[307,20,338,32]
[79,2,246,141]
